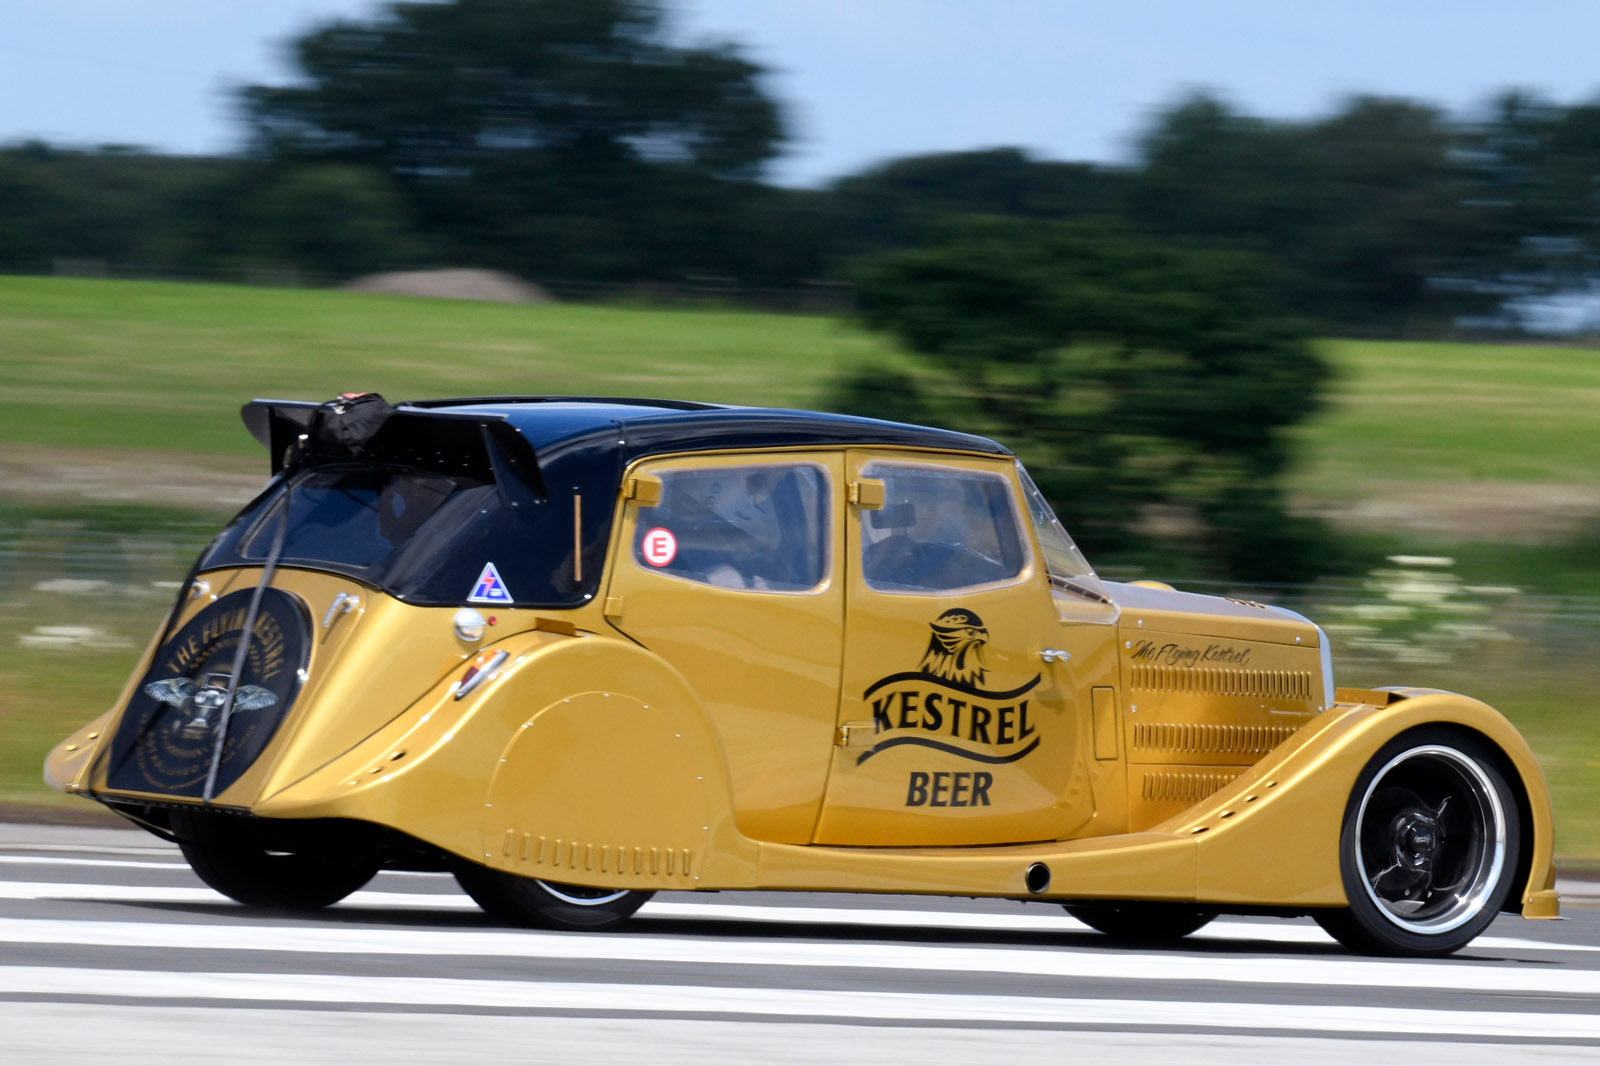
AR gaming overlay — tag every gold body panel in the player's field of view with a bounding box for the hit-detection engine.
[45,447,1560,921]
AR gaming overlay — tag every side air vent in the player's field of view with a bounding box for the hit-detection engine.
[1141,770,1243,804]
[502,831,693,878]
[1131,722,1301,755]
[1130,666,1313,701]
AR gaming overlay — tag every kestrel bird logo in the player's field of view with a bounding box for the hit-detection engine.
[918,609,989,685]
[144,672,278,741]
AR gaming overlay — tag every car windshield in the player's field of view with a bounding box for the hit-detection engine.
[1015,463,1094,580]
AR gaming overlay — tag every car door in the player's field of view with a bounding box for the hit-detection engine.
[603,451,845,845]
[811,451,1105,846]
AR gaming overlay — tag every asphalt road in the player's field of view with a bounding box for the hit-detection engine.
[2,822,1597,1065]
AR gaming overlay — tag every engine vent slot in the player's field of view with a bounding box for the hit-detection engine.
[1131,722,1301,755]
[1130,666,1313,700]
[1140,769,1243,804]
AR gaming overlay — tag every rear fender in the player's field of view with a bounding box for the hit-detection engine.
[254,629,757,887]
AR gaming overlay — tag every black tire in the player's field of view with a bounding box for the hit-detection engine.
[178,840,379,910]
[453,861,653,931]
[1063,901,1218,943]
[1314,728,1520,957]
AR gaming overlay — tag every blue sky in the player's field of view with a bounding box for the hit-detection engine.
[3,1,1598,187]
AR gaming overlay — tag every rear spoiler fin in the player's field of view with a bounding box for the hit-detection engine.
[239,399,547,503]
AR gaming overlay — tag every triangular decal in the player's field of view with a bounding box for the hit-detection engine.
[467,562,514,604]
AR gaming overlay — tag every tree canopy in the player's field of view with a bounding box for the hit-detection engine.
[239,0,789,281]
[244,0,781,178]
[7,11,1600,329]
[836,219,1333,581]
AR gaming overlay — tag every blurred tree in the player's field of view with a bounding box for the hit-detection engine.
[240,0,788,282]
[1126,93,1499,331]
[831,218,1334,581]
[239,164,419,279]
[1456,91,1600,319]
[820,148,1124,262]
[0,142,240,274]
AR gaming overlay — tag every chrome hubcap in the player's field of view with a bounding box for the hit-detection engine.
[537,880,631,907]
[1355,744,1505,935]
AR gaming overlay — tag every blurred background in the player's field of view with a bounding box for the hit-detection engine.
[1,0,1597,857]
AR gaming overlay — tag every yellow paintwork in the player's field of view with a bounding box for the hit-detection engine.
[45,443,1560,921]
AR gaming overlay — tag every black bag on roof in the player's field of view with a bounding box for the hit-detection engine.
[304,392,396,462]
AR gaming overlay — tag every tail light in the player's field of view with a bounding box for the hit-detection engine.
[453,649,508,701]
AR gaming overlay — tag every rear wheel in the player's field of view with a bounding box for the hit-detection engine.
[179,840,379,910]
[1063,902,1218,943]
[453,862,652,930]
[1315,728,1520,957]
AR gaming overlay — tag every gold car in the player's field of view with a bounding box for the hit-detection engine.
[45,394,1558,956]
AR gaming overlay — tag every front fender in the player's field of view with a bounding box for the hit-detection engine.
[254,628,758,888]
[1168,690,1557,914]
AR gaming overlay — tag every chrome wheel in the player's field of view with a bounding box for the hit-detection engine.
[453,861,652,930]
[1317,729,1520,957]
[1355,745,1505,934]
[536,880,633,907]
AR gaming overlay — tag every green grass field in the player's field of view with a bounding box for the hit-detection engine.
[1289,338,1600,501]
[0,276,903,460]
[3,275,1598,860]
[5,277,1600,498]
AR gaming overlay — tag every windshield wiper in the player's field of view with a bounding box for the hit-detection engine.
[1050,573,1111,604]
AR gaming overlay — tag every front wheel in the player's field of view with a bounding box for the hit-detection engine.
[1314,728,1520,957]
[453,862,652,930]
[1063,902,1218,943]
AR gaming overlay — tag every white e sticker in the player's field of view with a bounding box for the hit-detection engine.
[641,527,678,567]
[468,562,514,603]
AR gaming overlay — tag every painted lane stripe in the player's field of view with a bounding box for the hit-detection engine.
[1,916,1597,998]
[15,848,1599,917]
[0,878,1591,955]
[26,876,1600,954]
[0,880,474,909]
[0,856,192,871]
[9,848,1597,906]
[1,967,1598,1039]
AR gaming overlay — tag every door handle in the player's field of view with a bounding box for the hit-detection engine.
[322,591,360,629]
[1039,648,1071,663]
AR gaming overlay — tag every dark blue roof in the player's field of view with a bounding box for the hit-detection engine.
[235,395,1012,609]
[241,395,1010,489]
[406,396,1011,460]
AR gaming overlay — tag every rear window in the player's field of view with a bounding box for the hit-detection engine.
[240,468,461,570]
[201,464,584,606]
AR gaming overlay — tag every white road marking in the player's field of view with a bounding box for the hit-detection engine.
[5,1006,1597,1066]
[0,856,189,871]
[0,874,1589,954]
[1,915,1597,997]
[0,879,472,908]
[1,966,1598,1039]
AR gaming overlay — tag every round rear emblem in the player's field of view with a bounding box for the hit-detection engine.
[106,587,309,797]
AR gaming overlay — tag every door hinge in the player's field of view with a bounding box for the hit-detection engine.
[603,595,624,620]
[847,479,885,509]
[835,721,877,747]
[624,475,663,506]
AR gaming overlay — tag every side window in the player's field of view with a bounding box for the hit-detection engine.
[860,462,1027,593]
[632,464,829,592]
